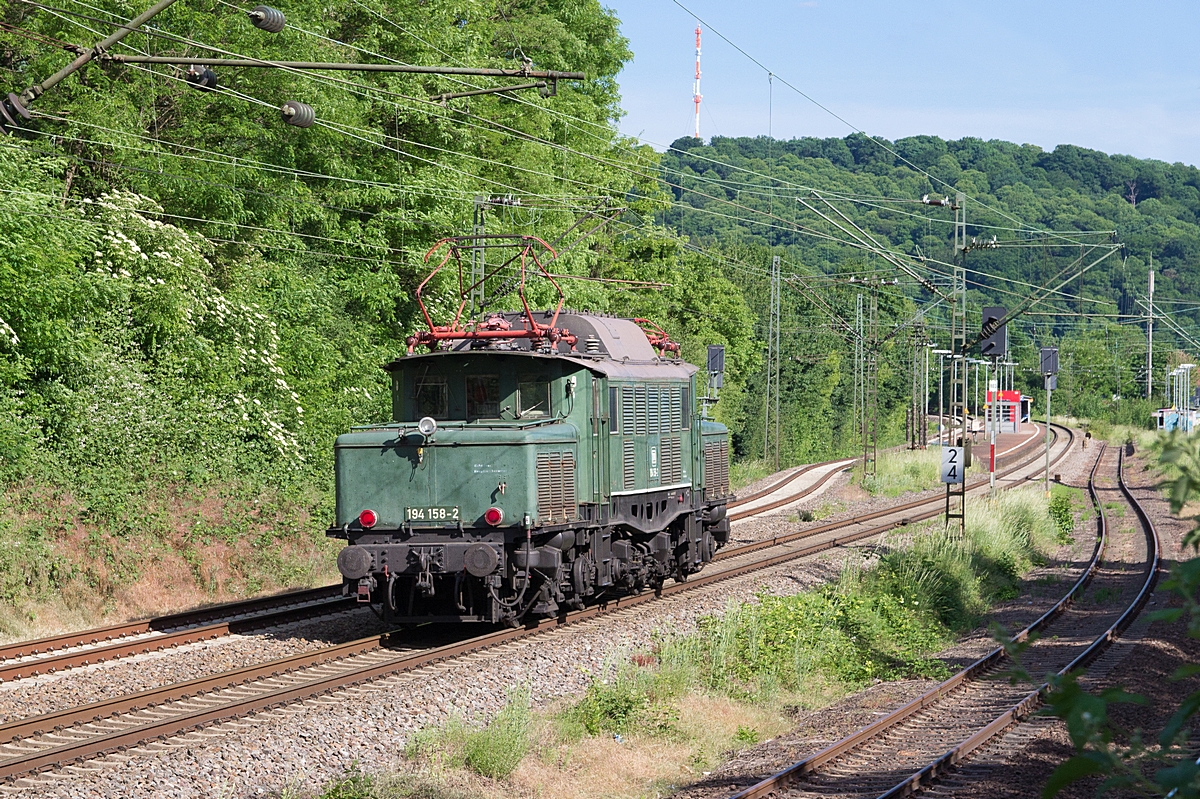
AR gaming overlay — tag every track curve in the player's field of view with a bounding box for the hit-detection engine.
[723,441,1160,799]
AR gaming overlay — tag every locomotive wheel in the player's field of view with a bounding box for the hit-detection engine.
[571,554,596,598]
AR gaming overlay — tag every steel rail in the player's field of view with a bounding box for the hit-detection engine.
[726,441,1160,799]
[0,425,1074,783]
[0,423,1051,684]
[728,461,830,509]
[728,422,1046,525]
[0,585,344,671]
[726,442,1108,799]
[0,596,355,683]
[875,446,1161,798]
[728,460,854,522]
[717,424,1067,561]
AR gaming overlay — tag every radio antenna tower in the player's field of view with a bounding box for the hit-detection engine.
[693,25,702,139]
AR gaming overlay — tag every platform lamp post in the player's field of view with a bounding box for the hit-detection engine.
[933,350,951,446]
[923,342,934,446]
[1171,367,1182,430]
[1182,363,1196,432]
[1040,347,1059,498]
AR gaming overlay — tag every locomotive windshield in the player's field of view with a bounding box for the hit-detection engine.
[465,375,500,418]
[517,379,550,418]
[413,375,448,419]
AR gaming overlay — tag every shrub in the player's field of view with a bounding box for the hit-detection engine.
[463,693,532,779]
[1048,493,1075,543]
[624,488,1058,710]
[406,690,532,780]
[568,663,682,737]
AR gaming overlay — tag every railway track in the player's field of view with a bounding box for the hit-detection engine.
[0,586,353,683]
[724,441,1160,799]
[0,423,1046,685]
[727,422,1048,524]
[718,423,1066,562]
[0,422,1068,785]
[728,459,855,522]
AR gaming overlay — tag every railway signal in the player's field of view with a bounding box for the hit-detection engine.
[980,306,1007,357]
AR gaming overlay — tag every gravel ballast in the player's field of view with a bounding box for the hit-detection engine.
[1,431,1079,798]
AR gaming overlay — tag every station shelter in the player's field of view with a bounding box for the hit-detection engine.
[1155,408,1199,432]
[1020,395,1032,423]
[985,390,1022,434]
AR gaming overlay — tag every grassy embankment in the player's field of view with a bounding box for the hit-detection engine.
[308,487,1076,799]
[851,446,987,498]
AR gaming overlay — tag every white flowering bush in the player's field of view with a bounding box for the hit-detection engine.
[73,192,306,465]
[0,148,391,611]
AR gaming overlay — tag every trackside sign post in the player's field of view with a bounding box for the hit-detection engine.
[941,446,965,484]
[942,445,965,533]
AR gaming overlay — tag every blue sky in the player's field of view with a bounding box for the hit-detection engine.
[605,0,1200,165]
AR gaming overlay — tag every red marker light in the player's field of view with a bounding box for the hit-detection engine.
[358,509,378,528]
[483,507,504,526]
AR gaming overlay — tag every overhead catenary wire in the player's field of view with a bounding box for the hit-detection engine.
[15,0,1106,277]
[22,0,1103,252]
[7,5,1190,395]
[7,2,1143,343]
[35,0,1123,257]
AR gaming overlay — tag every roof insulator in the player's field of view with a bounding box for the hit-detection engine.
[248,5,286,33]
[280,100,315,127]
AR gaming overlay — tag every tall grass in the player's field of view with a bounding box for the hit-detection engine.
[729,459,777,492]
[873,489,1059,628]
[575,488,1060,724]
[856,448,942,497]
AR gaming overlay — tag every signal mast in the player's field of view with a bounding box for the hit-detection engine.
[693,25,702,139]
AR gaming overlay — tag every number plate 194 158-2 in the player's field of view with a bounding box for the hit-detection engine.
[405,506,460,523]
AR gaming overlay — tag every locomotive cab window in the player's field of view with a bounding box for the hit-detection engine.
[518,379,550,418]
[465,375,501,418]
[414,375,449,419]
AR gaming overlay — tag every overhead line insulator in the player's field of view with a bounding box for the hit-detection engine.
[280,100,315,127]
[185,66,218,91]
[248,6,286,33]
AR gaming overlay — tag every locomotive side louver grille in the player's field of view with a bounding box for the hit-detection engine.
[623,440,636,489]
[621,386,634,434]
[703,441,730,497]
[648,388,659,435]
[671,386,682,430]
[635,386,647,434]
[719,441,729,494]
[536,451,577,523]
[661,437,683,484]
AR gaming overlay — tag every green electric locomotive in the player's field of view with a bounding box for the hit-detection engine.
[327,236,732,624]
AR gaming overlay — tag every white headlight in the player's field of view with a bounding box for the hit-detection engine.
[417,416,438,436]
